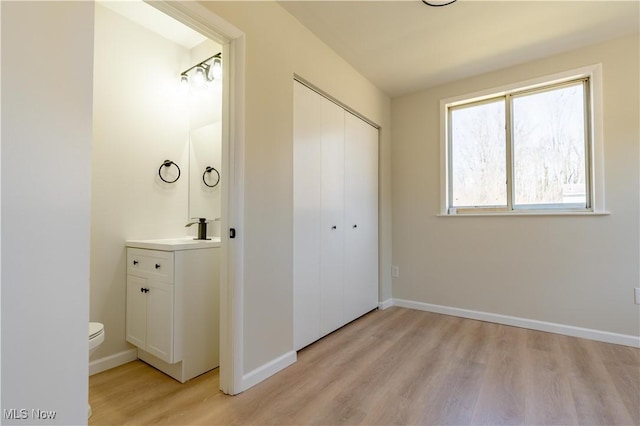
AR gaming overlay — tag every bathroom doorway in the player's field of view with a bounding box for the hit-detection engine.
[90,0,244,394]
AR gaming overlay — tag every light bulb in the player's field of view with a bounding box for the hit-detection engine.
[206,63,215,81]
[212,58,222,80]
[178,74,189,94]
[194,66,206,87]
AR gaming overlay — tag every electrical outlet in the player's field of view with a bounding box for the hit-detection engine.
[635,288,640,305]
[391,265,400,278]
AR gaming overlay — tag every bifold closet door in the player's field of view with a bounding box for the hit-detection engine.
[344,112,379,321]
[293,80,345,347]
[294,80,379,351]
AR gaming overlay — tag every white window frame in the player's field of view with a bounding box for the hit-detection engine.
[439,64,606,216]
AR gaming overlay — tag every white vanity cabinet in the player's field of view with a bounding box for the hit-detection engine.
[126,249,177,363]
[125,238,220,383]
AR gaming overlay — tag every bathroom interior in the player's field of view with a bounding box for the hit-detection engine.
[89,0,224,408]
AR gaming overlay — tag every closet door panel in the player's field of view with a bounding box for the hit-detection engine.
[293,81,322,350]
[319,96,346,336]
[344,112,379,321]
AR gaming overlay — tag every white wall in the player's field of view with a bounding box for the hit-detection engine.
[1,2,94,424]
[91,5,191,361]
[200,1,393,374]
[391,34,640,339]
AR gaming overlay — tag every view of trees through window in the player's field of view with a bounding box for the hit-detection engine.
[451,99,506,207]
[450,80,588,210]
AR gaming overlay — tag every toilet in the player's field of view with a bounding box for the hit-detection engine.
[88,322,105,419]
[89,322,105,355]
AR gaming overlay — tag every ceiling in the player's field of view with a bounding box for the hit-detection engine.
[279,1,640,97]
[98,0,208,49]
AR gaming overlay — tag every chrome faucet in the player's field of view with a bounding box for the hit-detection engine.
[185,218,210,240]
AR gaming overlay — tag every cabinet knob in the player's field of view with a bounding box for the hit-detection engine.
[352,224,358,229]
[155,263,161,269]
[140,287,144,293]
[133,260,139,265]
[331,225,337,230]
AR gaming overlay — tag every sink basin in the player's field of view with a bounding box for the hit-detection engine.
[125,237,221,251]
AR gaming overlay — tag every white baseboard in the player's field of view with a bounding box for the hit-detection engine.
[378,299,393,310]
[242,351,297,391]
[89,348,138,376]
[392,298,640,348]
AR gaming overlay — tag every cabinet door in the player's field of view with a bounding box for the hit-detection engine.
[293,81,322,350]
[126,275,148,349]
[344,112,379,322]
[319,96,346,336]
[145,280,175,363]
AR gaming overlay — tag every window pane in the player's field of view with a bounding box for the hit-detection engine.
[450,100,506,207]
[512,83,587,207]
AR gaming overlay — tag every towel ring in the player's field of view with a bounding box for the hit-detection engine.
[159,160,180,183]
[203,166,220,188]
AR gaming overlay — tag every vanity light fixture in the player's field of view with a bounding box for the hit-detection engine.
[179,52,222,87]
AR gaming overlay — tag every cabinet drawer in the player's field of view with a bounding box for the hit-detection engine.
[127,248,174,282]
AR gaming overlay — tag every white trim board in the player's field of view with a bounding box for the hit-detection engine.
[242,351,297,391]
[378,299,393,310]
[89,349,138,376]
[392,298,639,348]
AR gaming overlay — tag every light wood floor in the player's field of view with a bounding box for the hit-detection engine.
[89,307,639,425]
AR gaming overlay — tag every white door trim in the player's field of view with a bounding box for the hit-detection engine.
[146,0,245,395]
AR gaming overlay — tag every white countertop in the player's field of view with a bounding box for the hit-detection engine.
[126,237,221,251]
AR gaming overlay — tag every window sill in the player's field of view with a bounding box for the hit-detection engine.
[437,211,611,217]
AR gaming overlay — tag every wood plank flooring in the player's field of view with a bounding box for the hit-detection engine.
[89,307,639,425]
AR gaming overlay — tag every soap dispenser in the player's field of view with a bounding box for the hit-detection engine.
[185,218,210,240]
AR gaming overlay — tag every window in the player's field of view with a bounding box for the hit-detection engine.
[441,65,604,215]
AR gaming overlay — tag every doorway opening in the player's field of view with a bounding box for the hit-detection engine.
[90,0,244,395]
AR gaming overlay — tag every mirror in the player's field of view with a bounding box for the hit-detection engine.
[188,122,222,221]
